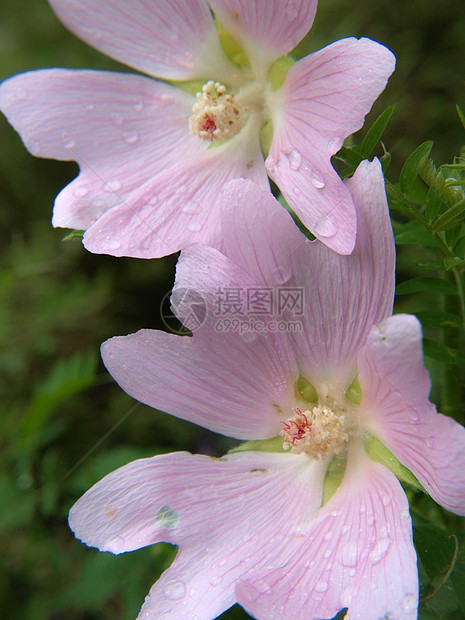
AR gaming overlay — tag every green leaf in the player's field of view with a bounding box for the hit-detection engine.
[451,562,465,615]
[456,104,465,132]
[396,277,456,295]
[62,229,84,241]
[277,195,316,241]
[444,257,465,271]
[415,310,463,329]
[425,188,443,222]
[432,196,465,232]
[394,221,438,247]
[360,104,395,158]
[399,141,434,194]
[20,351,98,438]
[423,338,465,364]
[414,525,457,580]
[334,145,363,168]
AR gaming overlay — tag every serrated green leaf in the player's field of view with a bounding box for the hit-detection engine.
[456,104,465,132]
[334,145,363,168]
[423,338,465,364]
[432,196,465,232]
[425,188,443,222]
[394,221,438,247]
[396,277,456,295]
[360,104,395,158]
[444,257,465,271]
[399,141,434,194]
[415,310,463,329]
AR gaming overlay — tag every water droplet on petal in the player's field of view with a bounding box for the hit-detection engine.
[313,217,337,238]
[111,112,124,126]
[73,186,89,197]
[315,581,328,593]
[107,535,125,551]
[122,130,139,144]
[209,575,223,587]
[382,495,391,507]
[253,579,271,595]
[324,531,333,541]
[187,221,202,232]
[103,237,121,252]
[402,593,417,612]
[218,559,226,567]
[369,537,391,565]
[341,525,350,535]
[133,101,143,111]
[62,134,76,149]
[359,504,366,514]
[163,580,186,601]
[328,137,343,153]
[400,508,410,521]
[310,168,325,189]
[182,201,200,215]
[341,541,358,567]
[105,179,122,192]
[282,147,302,171]
[85,102,95,111]
[425,436,434,448]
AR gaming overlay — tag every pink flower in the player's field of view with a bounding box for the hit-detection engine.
[69,160,465,619]
[0,0,394,257]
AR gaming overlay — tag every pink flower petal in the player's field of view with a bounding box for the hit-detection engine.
[208,0,318,76]
[101,245,298,438]
[358,314,465,515]
[283,159,394,390]
[237,451,418,620]
[267,37,395,253]
[83,126,268,257]
[219,178,306,286]
[0,69,202,229]
[49,0,236,81]
[69,450,326,619]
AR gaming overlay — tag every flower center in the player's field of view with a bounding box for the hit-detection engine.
[189,81,246,142]
[280,403,354,460]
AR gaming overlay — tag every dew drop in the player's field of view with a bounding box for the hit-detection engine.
[425,436,434,448]
[62,134,76,149]
[283,147,302,171]
[111,112,124,126]
[209,575,223,587]
[324,549,332,559]
[402,593,417,612]
[187,221,202,232]
[85,102,95,111]
[400,508,410,521]
[328,137,343,153]
[253,579,271,594]
[315,581,328,593]
[73,186,88,198]
[341,525,350,535]
[133,101,143,111]
[103,237,121,252]
[382,494,391,507]
[369,537,391,565]
[122,130,139,144]
[182,201,200,215]
[161,95,175,105]
[218,559,226,567]
[163,580,186,601]
[310,169,325,189]
[313,217,337,238]
[107,535,125,551]
[105,179,122,192]
[341,541,358,567]
[359,504,366,514]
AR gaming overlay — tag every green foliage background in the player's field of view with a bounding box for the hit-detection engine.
[0,1,464,618]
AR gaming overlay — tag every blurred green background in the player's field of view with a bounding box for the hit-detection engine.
[0,0,464,618]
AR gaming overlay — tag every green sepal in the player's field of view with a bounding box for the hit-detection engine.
[62,229,84,241]
[277,195,316,241]
[268,55,295,91]
[228,436,285,454]
[259,120,273,157]
[171,79,205,96]
[215,19,249,68]
[296,375,318,403]
[364,434,423,491]
[345,376,361,405]
[321,455,346,506]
